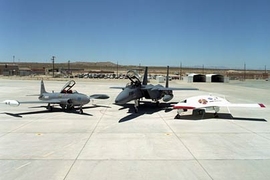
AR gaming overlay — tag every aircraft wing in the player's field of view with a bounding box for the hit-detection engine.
[110,87,125,89]
[89,94,110,99]
[153,87,199,91]
[173,102,265,110]
[173,102,197,110]
[3,99,63,106]
[216,103,265,108]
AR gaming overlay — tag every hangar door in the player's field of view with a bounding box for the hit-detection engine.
[211,75,224,82]
[193,74,206,82]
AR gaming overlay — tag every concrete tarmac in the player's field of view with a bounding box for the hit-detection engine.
[0,78,270,180]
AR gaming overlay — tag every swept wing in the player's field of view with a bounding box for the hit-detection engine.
[173,95,265,110]
[173,102,265,110]
[151,87,199,91]
[3,99,66,106]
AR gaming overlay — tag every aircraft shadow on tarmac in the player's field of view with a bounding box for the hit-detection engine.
[117,101,177,123]
[177,112,267,122]
[2,104,110,118]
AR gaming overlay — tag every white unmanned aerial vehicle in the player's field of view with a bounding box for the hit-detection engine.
[173,95,265,119]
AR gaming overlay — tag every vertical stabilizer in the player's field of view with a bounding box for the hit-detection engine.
[165,66,169,88]
[142,67,148,85]
[40,79,47,95]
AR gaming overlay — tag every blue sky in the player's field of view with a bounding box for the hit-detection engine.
[0,0,270,69]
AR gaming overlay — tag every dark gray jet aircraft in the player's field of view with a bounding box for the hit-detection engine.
[111,66,198,112]
[3,80,109,114]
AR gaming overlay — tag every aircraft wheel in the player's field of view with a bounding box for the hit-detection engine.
[61,105,66,110]
[198,110,204,115]
[174,114,181,119]
[79,109,83,114]
[134,106,138,113]
[46,103,53,111]
[67,105,73,110]
[48,106,53,112]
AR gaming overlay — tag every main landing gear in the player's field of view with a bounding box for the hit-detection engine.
[79,105,83,114]
[174,113,181,119]
[133,99,160,113]
[155,100,160,107]
[134,99,139,113]
[174,109,187,119]
[47,103,84,114]
[46,103,53,111]
[174,109,219,119]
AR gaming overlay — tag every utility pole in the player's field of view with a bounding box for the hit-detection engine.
[116,61,118,78]
[264,65,267,80]
[68,60,70,77]
[51,56,55,78]
[179,62,182,80]
[243,63,246,81]
[202,64,204,74]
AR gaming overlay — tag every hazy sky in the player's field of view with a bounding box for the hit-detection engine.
[1,0,270,69]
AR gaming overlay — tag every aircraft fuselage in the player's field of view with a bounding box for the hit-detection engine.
[115,86,143,105]
[39,92,90,106]
[114,84,173,105]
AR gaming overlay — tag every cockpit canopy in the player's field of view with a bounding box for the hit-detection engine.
[126,70,142,86]
[61,80,76,93]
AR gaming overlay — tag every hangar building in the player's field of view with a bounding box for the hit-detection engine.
[186,73,226,83]
[187,73,206,82]
[206,74,225,83]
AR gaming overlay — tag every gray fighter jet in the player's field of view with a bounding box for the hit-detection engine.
[3,80,109,114]
[111,66,198,112]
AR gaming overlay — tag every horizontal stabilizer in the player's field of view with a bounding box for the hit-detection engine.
[157,87,199,91]
[110,87,124,89]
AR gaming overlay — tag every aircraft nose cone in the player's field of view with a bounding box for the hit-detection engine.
[115,96,123,105]
[115,90,130,105]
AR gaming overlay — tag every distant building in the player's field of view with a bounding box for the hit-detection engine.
[0,64,19,76]
[186,73,206,82]
[206,74,226,83]
[31,68,46,75]
[226,70,268,80]
[19,67,32,76]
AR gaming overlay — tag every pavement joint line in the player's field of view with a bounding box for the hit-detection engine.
[63,101,110,180]
[2,158,270,161]
[0,119,38,139]
[157,111,214,180]
[228,120,270,141]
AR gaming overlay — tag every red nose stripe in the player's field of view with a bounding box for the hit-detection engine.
[259,103,266,108]
[173,106,195,109]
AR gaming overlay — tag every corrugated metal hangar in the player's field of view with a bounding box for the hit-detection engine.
[186,73,226,83]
